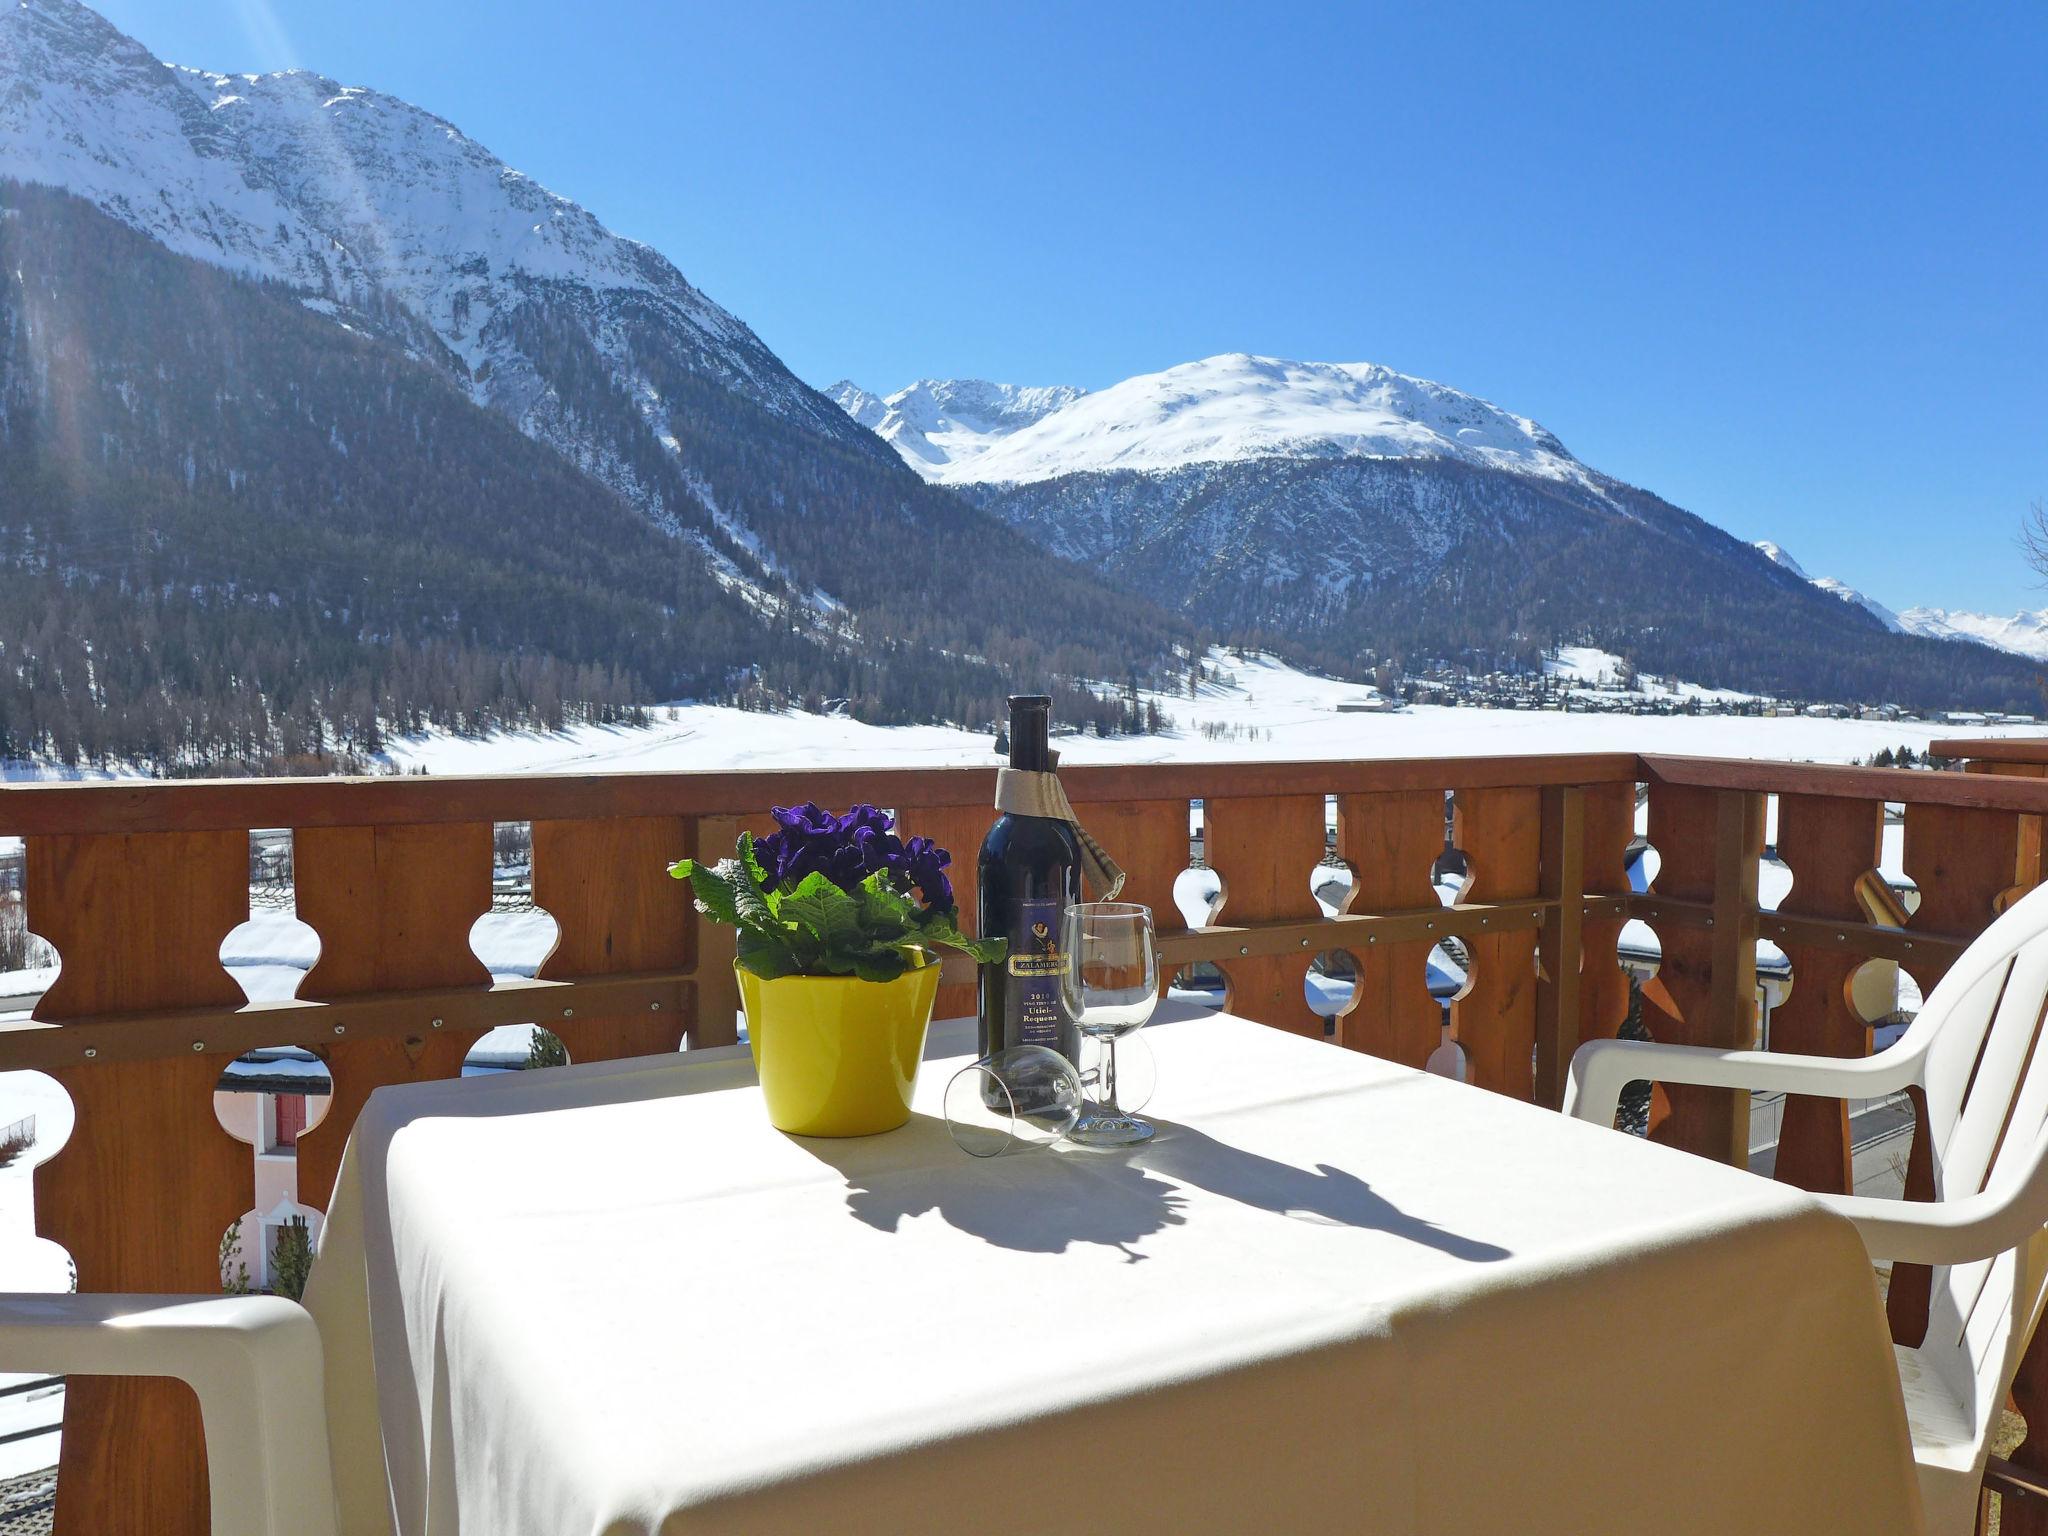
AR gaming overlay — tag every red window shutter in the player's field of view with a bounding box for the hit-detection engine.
[274,1094,306,1149]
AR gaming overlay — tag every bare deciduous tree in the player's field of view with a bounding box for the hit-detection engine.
[2021,499,2048,581]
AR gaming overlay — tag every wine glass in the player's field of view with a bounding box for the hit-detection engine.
[1061,902,1158,1146]
[943,1046,1084,1158]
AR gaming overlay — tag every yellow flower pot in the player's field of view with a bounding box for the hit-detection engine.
[738,955,940,1136]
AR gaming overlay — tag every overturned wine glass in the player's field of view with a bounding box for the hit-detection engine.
[943,1045,1085,1158]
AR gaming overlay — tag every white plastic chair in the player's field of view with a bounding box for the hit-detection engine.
[1568,878,2048,1534]
[0,1292,339,1536]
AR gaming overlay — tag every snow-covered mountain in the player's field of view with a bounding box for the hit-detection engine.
[843,355,1593,490]
[0,0,862,546]
[824,378,1087,481]
[1752,541,1907,631]
[1753,541,2048,663]
[1895,608,2048,663]
[831,357,2043,708]
[0,0,1194,748]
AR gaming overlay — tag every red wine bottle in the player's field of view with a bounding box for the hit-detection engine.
[978,696,1082,1074]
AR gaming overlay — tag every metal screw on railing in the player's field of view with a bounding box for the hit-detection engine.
[650,1001,662,1011]
[1367,934,1379,944]
[82,1048,95,1059]
[190,1041,204,1052]
[1299,937,1310,948]
[1837,933,1847,942]
[431,1017,444,1029]
[563,1008,576,1020]
[333,1024,347,1035]
[1238,946,1249,956]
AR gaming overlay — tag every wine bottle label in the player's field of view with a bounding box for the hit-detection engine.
[1004,896,1065,1049]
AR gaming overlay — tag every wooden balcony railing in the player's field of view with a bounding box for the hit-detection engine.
[3,746,2048,1533]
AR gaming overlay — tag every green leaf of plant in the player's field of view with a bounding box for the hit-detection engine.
[719,857,781,935]
[855,872,920,939]
[854,951,909,983]
[675,860,745,930]
[736,931,805,980]
[737,832,771,891]
[916,907,1008,964]
[781,873,867,954]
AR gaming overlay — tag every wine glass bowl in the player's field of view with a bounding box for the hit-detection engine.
[1061,902,1159,1147]
[943,1046,1084,1158]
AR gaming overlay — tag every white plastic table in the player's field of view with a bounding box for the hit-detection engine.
[305,1008,1923,1535]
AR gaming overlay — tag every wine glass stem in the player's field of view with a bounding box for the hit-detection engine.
[1101,1035,1121,1117]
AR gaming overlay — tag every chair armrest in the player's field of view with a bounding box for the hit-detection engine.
[0,1293,338,1536]
[1809,1190,2046,1267]
[1564,1037,1920,1128]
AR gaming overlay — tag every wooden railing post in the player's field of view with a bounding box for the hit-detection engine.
[1534,786,1585,1109]
[1767,794,1884,1195]
[26,830,255,1536]
[1642,782,1762,1165]
[1204,793,1327,1037]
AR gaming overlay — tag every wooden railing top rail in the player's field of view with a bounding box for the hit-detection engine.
[1642,753,2048,812]
[1930,738,2048,765]
[0,753,1644,836]
[11,749,2048,838]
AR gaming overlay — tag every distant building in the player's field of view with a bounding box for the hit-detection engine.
[212,1048,331,1291]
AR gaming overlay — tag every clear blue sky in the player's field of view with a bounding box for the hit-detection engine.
[93,0,2047,616]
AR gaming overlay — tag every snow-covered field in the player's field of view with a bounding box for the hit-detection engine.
[372,650,2033,779]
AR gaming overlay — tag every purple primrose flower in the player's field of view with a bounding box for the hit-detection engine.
[756,803,954,911]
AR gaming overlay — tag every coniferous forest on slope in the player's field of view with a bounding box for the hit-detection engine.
[0,183,1199,769]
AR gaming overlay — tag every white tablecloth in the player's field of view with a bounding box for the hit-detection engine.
[305,1008,1922,1535]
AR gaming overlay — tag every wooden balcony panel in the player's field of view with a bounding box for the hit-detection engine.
[1204,792,1327,1037]
[1453,786,1542,1098]
[24,829,255,1536]
[292,822,494,1215]
[1640,782,1763,1164]
[1767,794,1887,1196]
[531,813,694,1063]
[1579,780,1639,1047]
[1333,789,1444,1070]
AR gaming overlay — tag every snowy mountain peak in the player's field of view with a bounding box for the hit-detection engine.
[1752,540,1810,580]
[825,380,889,431]
[1755,538,2048,663]
[1897,607,2048,664]
[1753,541,1905,631]
[834,352,1587,489]
[0,0,835,432]
[825,377,1087,481]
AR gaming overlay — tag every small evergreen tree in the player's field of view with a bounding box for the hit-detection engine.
[269,1217,313,1302]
